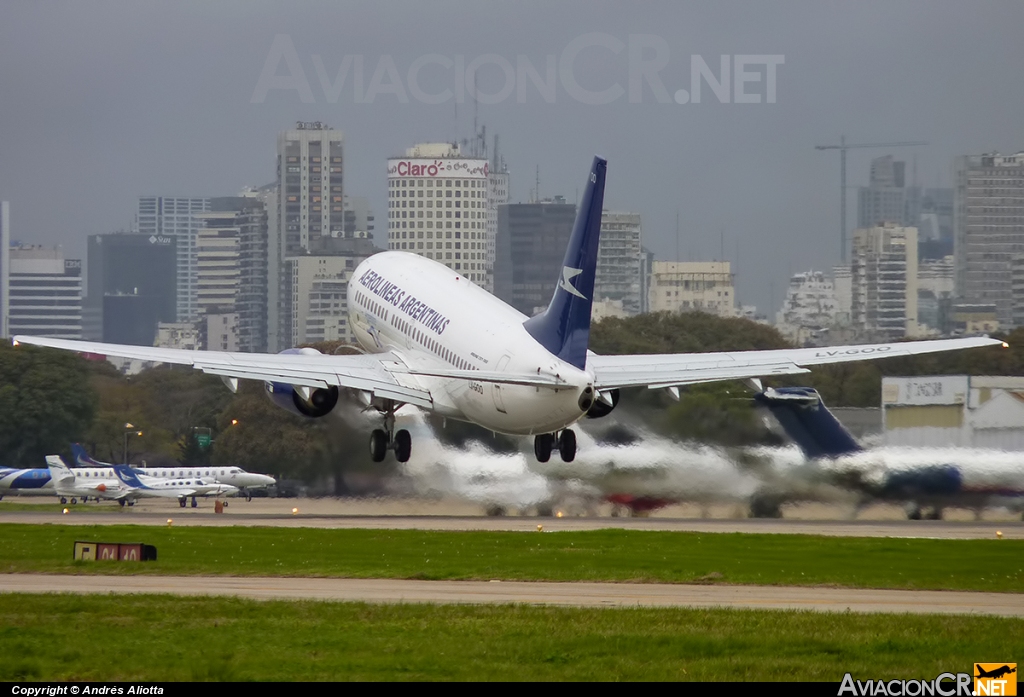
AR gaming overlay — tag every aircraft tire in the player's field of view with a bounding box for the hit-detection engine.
[127,500,135,507]
[60,497,67,504]
[369,429,388,463]
[534,433,554,462]
[191,496,198,508]
[179,497,187,508]
[394,429,412,463]
[558,429,577,463]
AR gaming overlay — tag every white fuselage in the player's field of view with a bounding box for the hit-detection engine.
[125,471,239,498]
[133,466,275,491]
[348,252,593,435]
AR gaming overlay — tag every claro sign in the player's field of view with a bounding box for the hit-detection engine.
[388,158,489,179]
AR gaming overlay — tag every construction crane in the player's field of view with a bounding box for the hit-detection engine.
[815,136,928,262]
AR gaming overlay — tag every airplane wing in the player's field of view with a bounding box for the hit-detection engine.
[13,336,570,408]
[15,336,440,408]
[588,336,1006,391]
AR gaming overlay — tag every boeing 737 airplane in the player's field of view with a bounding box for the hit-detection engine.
[12,157,1007,463]
[753,386,1024,519]
[70,444,276,499]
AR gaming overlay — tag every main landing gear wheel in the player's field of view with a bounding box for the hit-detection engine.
[534,433,554,462]
[191,496,198,509]
[179,497,187,508]
[558,429,577,463]
[119,499,126,508]
[394,429,412,463]
[60,497,67,504]
[369,429,388,463]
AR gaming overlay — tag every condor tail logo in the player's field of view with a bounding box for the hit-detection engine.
[559,266,586,299]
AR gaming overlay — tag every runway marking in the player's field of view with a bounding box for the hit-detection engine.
[0,574,1021,616]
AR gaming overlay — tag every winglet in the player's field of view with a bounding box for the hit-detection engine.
[754,387,863,459]
[523,156,607,370]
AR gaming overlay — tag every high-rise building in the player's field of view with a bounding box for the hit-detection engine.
[851,223,919,339]
[276,121,345,256]
[7,246,82,339]
[283,237,379,346]
[387,143,490,287]
[918,255,955,334]
[647,261,736,317]
[343,195,375,239]
[0,202,10,337]
[494,198,576,315]
[136,196,211,321]
[774,271,841,344]
[85,232,176,345]
[595,211,643,316]
[858,155,909,230]
[272,122,345,349]
[954,152,1024,327]
[485,140,510,295]
[194,196,269,353]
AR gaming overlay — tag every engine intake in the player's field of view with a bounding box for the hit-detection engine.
[264,347,340,418]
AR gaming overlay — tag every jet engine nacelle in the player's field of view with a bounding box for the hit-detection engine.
[264,348,339,418]
[585,388,620,419]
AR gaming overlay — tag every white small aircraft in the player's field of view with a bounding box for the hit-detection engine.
[13,157,1005,463]
[111,464,239,508]
[71,444,276,500]
[45,456,130,504]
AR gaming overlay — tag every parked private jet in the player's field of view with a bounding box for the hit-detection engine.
[13,157,1006,463]
[70,444,275,500]
[110,464,239,508]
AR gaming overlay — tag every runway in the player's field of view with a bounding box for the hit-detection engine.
[1,573,1020,616]
[0,507,1020,539]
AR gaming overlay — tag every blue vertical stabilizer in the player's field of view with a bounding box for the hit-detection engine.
[754,387,863,459]
[523,156,607,370]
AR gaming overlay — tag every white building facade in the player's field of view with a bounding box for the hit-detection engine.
[774,271,841,344]
[387,143,490,288]
[595,211,644,316]
[851,223,919,339]
[647,261,736,317]
[7,245,82,339]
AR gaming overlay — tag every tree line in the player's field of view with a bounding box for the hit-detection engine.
[2,314,1020,479]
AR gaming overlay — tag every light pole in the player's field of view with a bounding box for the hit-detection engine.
[123,423,142,465]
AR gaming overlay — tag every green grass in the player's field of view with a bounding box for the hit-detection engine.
[1,524,1022,592]
[1,594,1021,681]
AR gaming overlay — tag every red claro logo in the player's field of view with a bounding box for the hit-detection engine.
[397,161,441,177]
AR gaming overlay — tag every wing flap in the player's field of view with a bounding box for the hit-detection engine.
[590,336,1005,390]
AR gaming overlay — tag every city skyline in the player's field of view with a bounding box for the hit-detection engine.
[1,3,1021,312]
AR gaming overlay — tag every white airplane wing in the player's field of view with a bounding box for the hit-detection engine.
[13,336,570,408]
[588,336,1006,391]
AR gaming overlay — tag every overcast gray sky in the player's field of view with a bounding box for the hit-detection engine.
[1,1,1021,314]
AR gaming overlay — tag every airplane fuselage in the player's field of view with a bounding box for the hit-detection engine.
[348,251,594,435]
